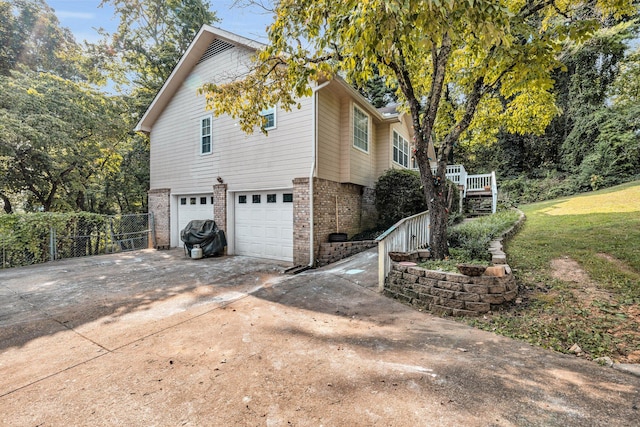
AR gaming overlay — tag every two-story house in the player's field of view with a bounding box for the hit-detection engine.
[136,25,436,266]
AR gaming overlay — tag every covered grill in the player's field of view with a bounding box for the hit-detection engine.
[180,220,226,258]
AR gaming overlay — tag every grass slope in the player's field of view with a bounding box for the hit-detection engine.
[465,181,640,363]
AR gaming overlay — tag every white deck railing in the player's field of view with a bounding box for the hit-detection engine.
[376,210,430,291]
[430,164,468,187]
[491,171,498,213]
[465,171,498,213]
[466,173,492,192]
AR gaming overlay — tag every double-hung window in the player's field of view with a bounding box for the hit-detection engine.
[260,107,276,131]
[393,131,410,168]
[353,105,369,152]
[200,115,212,155]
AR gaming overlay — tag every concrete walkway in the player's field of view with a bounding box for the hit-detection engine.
[0,249,638,426]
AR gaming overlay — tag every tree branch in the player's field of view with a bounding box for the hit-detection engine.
[441,76,486,162]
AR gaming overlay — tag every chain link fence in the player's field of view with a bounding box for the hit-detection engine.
[1,213,155,269]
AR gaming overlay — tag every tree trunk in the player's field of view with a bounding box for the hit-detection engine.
[413,129,450,259]
[428,195,449,259]
[417,159,449,259]
[0,193,13,214]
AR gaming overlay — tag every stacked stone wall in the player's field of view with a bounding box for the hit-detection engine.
[316,241,377,267]
[384,264,517,316]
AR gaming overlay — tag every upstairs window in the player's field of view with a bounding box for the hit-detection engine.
[353,105,369,152]
[200,115,212,154]
[393,131,410,168]
[260,107,276,131]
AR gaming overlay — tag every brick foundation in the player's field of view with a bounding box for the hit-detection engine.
[313,178,363,245]
[384,264,517,316]
[293,177,377,267]
[361,186,377,231]
[148,188,170,249]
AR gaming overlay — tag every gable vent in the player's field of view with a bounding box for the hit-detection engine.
[198,39,235,64]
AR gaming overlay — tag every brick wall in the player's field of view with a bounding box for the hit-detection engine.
[313,178,363,245]
[148,188,170,249]
[384,264,517,316]
[293,178,311,266]
[361,186,377,231]
[293,177,377,267]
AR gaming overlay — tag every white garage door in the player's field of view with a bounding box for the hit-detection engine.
[234,190,293,262]
[177,194,214,247]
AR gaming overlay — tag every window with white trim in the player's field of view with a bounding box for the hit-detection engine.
[393,131,410,168]
[353,105,369,152]
[200,115,212,154]
[260,107,276,130]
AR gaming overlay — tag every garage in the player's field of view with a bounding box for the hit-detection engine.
[234,190,294,262]
[177,194,214,247]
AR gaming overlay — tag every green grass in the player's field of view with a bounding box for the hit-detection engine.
[510,180,640,297]
[463,180,640,362]
[420,209,522,272]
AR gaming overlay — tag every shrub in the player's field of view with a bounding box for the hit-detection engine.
[447,210,520,262]
[375,169,427,229]
[499,173,578,205]
[0,212,108,268]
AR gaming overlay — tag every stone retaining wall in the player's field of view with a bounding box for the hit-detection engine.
[384,264,517,316]
[316,240,377,267]
[383,209,525,317]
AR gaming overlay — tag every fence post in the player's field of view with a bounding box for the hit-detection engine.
[378,239,386,291]
[49,226,56,261]
[105,218,111,254]
[149,213,156,249]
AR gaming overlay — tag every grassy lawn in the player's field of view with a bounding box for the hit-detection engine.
[463,180,640,363]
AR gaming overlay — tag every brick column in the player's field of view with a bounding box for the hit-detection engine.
[148,188,170,249]
[212,183,227,233]
[293,177,310,266]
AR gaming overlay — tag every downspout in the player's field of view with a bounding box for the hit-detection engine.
[308,81,331,267]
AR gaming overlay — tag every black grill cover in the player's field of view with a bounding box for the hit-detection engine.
[180,220,226,257]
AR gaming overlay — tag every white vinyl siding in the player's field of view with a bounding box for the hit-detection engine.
[353,104,369,152]
[393,130,410,168]
[200,115,212,154]
[375,124,391,177]
[149,44,313,195]
[317,90,341,181]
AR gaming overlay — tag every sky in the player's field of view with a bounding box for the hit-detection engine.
[47,0,274,43]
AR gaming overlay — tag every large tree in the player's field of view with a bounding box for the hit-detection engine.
[460,20,639,178]
[200,0,636,259]
[97,0,218,115]
[0,70,124,212]
[0,0,82,78]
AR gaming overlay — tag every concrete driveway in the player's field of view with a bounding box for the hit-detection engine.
[0,249,638,426]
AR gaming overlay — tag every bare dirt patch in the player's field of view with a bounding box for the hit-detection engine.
[550,256,615,305]
[548,256,639,363]
[550,257,591,284]
[596,252,638,276]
